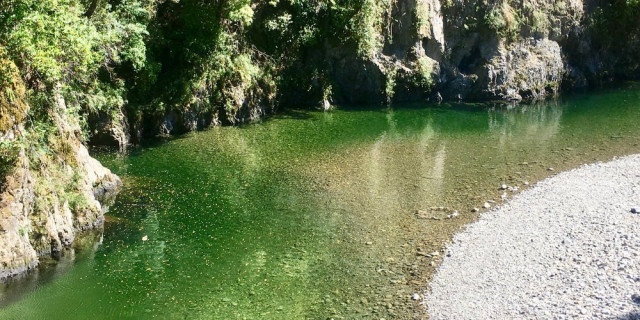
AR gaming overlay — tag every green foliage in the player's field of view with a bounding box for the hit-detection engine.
[415,0,432,38]
[530,9,550,35]
[0,139,20,186]
[0,48,28,133]
[0,0,155,133]
[64,171,91,212]
[588,0,640,74]
[0,0,402,134]
[229,0,255,26]
[483,2,521,42]
[412,57,434,89]
[352,0,390,58]
[384,65,397,103]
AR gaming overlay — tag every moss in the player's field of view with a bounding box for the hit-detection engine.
[531,9,550,34]
[352,0,391,59]
[0,140,20,187]
[484,2,522,42]
[413,57,434,89]
[415,0,432,38]
[32,151,89,224]
[384,65,398,104]
[0,47,28,135]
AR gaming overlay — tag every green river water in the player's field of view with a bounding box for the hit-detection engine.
[1,84,640,319]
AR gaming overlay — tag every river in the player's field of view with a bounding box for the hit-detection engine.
[1,83,639,319]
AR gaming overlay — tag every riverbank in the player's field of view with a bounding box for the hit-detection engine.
[426,154,640,319]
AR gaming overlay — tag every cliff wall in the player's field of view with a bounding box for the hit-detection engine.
[0,51,121,279]
[309,0,630,104]
[121,0,639,142]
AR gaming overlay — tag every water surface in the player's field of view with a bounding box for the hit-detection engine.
[1,84,640,319]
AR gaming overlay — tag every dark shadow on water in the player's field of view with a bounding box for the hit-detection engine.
[0,230,103,307]
[267,108,316,121]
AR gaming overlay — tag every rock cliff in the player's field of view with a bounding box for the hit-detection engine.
[313,0,609,104]
[0,56,121,279]
[79,0,639,143]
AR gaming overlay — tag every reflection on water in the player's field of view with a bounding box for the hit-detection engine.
[0,230,103,307]
[1,83,639,319]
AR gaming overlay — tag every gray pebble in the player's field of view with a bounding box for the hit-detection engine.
[427,155,640,319]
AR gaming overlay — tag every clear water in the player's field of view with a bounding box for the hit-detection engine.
[1,84,640,319]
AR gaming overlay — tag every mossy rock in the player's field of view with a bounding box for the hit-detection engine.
[0,47,28,135]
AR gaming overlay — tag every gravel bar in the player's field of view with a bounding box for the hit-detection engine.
[426,154,640,319]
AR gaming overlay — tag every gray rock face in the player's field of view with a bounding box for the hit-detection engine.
[88,109,130,150]
[0,87,122,280]
[483,38,564,101]
[316,0,625,105]
[0,151,38,279]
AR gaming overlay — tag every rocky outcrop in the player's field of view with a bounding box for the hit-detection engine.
[0,64,121,278]
[0,151,38,279]
[88,0,638,141]
[483,38,564,101]
[435,0,584,101]
[303,0,637,105]
[88,109,130,150]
